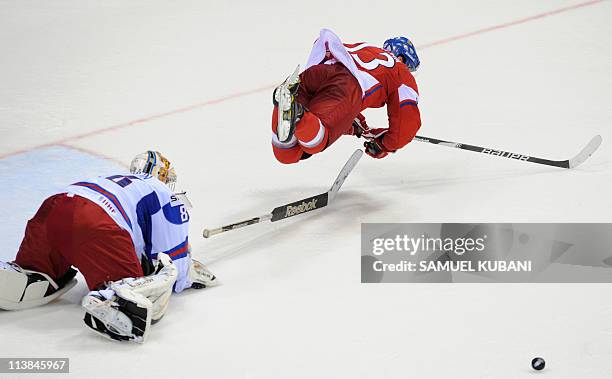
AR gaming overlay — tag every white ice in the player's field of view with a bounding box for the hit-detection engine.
[1,1,612,378]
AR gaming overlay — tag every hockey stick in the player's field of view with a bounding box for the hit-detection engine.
[202,149,364,238]
[412,134,602,169]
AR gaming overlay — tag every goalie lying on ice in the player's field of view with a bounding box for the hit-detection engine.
[0,151,218,343]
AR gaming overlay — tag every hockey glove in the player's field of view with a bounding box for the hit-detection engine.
[189,259,218,289]
[364,137,391,159]
[351,113,370,138]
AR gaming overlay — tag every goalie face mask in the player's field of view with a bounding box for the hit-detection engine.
[130,151,177,190]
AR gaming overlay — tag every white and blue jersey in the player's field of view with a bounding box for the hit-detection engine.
[63,173,192,292]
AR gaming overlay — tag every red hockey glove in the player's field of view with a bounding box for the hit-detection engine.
[351,113,370,138]
[364,136,391,159]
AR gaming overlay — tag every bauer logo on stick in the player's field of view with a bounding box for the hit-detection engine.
[481,148,530,161]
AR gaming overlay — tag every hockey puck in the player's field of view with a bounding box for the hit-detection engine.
[531,357,545,371]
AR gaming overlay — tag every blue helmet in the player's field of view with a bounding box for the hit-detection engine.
[383,36,420,72]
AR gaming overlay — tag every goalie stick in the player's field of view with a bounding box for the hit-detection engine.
[202,149,363,238]
[411,134,602,169]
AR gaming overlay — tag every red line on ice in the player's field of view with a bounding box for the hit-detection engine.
[419,0,606,49]
[0,0,604,160]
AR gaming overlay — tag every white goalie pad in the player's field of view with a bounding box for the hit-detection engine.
[0,262,77,311]
[82,288,153,343]
[82,253,177,343]
[111,254,177,322]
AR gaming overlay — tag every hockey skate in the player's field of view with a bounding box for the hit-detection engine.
[274,65,303,143]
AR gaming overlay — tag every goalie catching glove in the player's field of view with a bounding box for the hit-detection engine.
[189,258,218,289]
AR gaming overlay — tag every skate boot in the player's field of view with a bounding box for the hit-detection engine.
[273,65,304,143]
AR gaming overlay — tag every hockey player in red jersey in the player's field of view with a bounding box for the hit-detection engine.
[272,29,421,163]
[0,151,217,343]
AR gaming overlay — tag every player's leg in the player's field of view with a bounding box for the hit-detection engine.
[62,195,143,290]
[293,65,363,156]
[294,111,330,155]
[14,194,73,279]
[1,194,78,310]
[61,196,171,343]
[81,253,177,343]
[304,65,363,148]
[271,105,307,164]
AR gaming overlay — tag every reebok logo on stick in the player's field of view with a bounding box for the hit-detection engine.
[285,199,318,217]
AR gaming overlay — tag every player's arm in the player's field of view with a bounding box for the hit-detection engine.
[362,82,421,158]
[381,83,421,152]
[151,192,217,292]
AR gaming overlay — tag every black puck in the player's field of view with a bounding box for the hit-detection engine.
[531,357,545,371]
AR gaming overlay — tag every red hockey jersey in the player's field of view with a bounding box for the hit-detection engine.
[305,29,421,152]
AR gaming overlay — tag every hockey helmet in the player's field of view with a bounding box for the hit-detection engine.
[383,36,420,72]
[130,151,177,189]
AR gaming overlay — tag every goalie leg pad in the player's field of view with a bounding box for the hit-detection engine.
[81,253,177,342]
[0,261,77,311]
[111,253,177,322]
[82,289,151,343]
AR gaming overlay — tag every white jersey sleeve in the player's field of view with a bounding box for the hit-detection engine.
[64,173,193,293]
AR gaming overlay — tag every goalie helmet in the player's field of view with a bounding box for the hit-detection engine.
[383,36,420,72]
[130,151,177,190]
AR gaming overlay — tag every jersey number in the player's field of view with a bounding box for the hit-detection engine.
[347,44,396,71]
[107,175,139,188]
[179,205,189,222]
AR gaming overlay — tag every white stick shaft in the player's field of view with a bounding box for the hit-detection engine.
[202,214,272,238]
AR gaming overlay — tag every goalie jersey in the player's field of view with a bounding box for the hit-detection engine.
[64,173,192,292]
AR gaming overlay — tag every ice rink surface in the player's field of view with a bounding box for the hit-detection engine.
[1,0,612,377]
